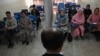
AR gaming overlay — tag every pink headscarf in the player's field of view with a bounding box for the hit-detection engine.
[72,8,85,24]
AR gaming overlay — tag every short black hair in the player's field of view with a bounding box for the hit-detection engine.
[41,28,65,50]
[21,10,27,15]
[33,4,36,7]
[94,7,99,12]
[86,4,90,7]
[5,11,11,14]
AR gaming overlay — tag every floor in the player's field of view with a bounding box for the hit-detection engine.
[0,19,100,56]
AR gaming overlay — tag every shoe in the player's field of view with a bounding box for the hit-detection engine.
[75,36,79,40]
[26,41,29,45]
[81,36,84,40]
[8,44,14,48]
[96,36,100,42]
[22,41,26,45]
[0,40,1,43]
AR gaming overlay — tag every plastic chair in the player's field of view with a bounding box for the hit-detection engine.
[28,15,37,38]
[65,2,72,8]
[28,15,37,21]
[14,12,21,21]
[36,6,44,12]
[58,3,65,10]
[88,24,97,32]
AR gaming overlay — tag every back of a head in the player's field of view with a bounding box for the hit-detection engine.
[41,28,65,51]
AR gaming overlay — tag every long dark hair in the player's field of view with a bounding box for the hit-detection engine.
[94,7,99,13]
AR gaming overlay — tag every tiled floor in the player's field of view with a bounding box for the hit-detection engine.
[0,20,100,56]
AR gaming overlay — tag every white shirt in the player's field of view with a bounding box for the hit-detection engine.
[5,17,17,29]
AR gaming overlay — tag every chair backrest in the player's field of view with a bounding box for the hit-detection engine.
[36,6,44,11]
[70,3,76,6]
[14,12,21,21]
[76,4,81,10]
[65,2,72,9]
[28,15,37,21]
[0,21,5,29]
[58,3,65,10]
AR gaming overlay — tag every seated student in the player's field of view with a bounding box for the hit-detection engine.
[84,4,92,32]
[56,8,68,33]
[57,8,68,27]
[17,11,32,45]
[68,5,77,22]
[84,4,92,21]
[87,8,100,32]
[56,8,72,42]
[5,11,17,48]
[41,28,65,56]
[71,8,85,40]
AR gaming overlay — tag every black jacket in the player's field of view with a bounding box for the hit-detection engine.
[31,9,40,17]
[31,9,41,22]
[84,9,92,20]
[68,9,77,22]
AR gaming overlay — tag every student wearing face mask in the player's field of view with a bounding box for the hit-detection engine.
[84,4,92,33]
[68,5,77,22]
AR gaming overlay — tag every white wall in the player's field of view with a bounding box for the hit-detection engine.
[0,0,28,20]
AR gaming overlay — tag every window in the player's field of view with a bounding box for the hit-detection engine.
[25,0,33,8]
[33,0,43,5]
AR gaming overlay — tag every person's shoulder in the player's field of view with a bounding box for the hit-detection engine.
[65,14,68,16]
[57,13,60,17]
[27,16,31,19]
[11,17,16,20]
[84,8,86,11]
[89,9,92,11]
[27,16,31,21]
[35,9,38,11]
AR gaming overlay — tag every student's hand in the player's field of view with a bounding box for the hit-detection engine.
[5,27,10,30]
[27,25,32,30]
[61,24,66,26]
[78,22,81,24]
[37,16,40,18]
[97,22,100,25]
[87,21,92,24]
